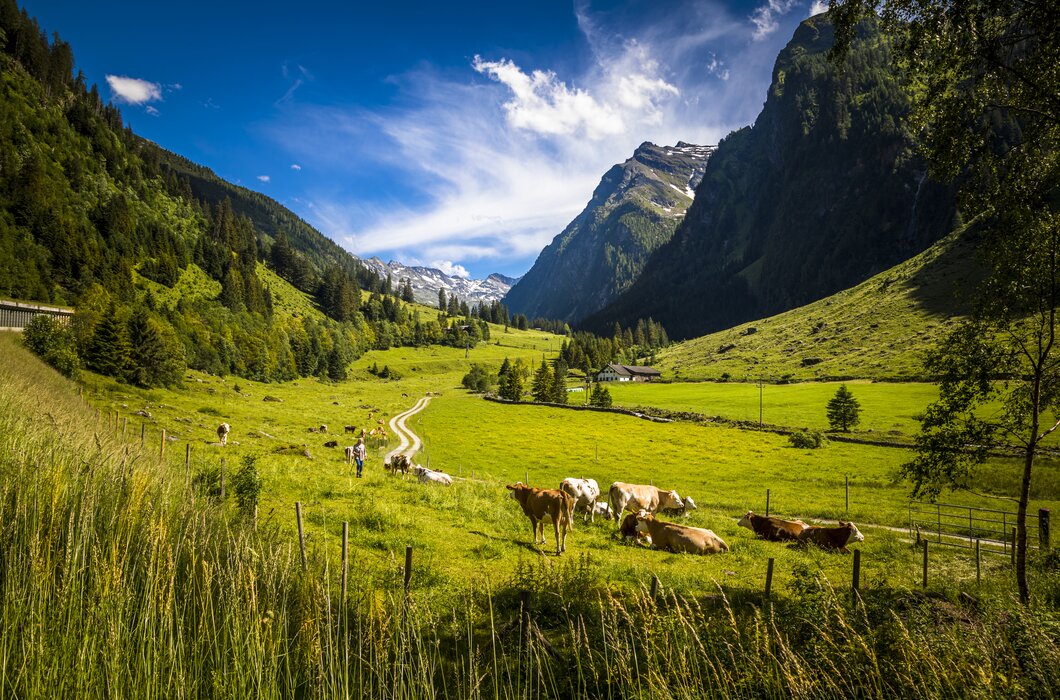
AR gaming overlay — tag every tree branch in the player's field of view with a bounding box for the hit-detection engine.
[1038,417,1060,443]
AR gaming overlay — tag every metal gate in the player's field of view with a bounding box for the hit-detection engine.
[908,501,1049,556]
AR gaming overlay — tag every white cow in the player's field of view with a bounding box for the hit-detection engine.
[559,477,602,523]
[591,501,613,519]
[661,495,698,517]
[217,422,231,447]
[607,482,684,522]
[414,465,453,486]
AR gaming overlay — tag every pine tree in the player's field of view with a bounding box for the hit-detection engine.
[85,304,130,380]
[438,288,447,311]
[128,310,184,387]
[532,359,553,402]
[590,384,613,407]
[500,368,523,401]
[826,384,861,432]
[551,358,569,404]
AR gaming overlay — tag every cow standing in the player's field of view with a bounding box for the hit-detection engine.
[559,477,601,523]
[607,482,684,522]
[217,423,230,447]
[507,483,574,556]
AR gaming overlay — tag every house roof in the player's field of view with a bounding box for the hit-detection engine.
[602,363,660,376]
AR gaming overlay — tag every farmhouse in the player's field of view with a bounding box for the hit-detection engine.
[596,363,661,383]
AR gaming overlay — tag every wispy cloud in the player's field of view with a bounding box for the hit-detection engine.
[262,0,809,276]
[751,0,800,40]
[145,105,160,117]
[105,75,162,104]
[809,0,829,15]
[257,175,271,183]
[290,163,302,170]
[277,63,313,105]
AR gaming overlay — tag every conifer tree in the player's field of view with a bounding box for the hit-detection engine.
[551,358,569,404]
[532,359,553,402]
[85,304,130,380]
[826,384,861,432]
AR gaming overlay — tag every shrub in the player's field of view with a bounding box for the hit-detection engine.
[22,315,80,379]
[230,455,263,517]
[789,429,824,449]
[461,364,494,393]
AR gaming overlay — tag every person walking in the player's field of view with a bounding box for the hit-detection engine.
[354,437,367,478]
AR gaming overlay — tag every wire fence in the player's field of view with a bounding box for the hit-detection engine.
[908,501,1051,556]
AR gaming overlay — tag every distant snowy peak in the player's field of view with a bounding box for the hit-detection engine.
[363,258,519,306]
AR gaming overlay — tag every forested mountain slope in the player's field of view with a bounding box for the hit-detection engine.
[503,142,713,323]
[583,16,956,340]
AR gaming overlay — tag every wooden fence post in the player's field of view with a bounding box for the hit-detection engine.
[765,558,775,600]
[852,549,861,600]
[140,422,146,448]
[765,489,771,518]
[295,502,307,572]
[1011,527,1017,568]
[185,444,191,482]
[220,458,226,500]
[922,541,929,588]
[1040,509,1051,550]
[650,574,660,600]
[404,545,413,594]
[975,539,981,586]
[341,521,349,602]
[122,417,127,441]
[160,429,166,458]
[525,469,529,485]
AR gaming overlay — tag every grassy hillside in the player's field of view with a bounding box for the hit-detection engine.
[656,228,981,381]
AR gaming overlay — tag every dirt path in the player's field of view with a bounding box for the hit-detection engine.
[384,396,432,463]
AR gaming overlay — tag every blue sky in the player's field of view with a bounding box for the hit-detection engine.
[22,0,823,280]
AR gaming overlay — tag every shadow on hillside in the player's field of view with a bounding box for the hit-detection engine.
[902,228,985,318]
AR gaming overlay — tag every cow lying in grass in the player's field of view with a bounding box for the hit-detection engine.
[413,465,452,486]
[634,513,728,555]
[798,521,865,553]
[737,511,809,541]
[507,482,574,556]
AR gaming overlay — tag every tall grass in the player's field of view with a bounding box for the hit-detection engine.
[3,334,1060,698]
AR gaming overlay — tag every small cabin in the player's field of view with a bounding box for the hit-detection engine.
[596,363,661,383]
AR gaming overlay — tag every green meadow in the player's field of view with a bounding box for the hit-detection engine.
[70,329,1060,600]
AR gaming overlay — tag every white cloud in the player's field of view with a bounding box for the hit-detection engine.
[750,0,799,40]
[257,175,271,182]
[430,260,471,278]
[809,0,829,15]
[105,75,162,104]
[290,163,302,170]
[262,1,807,277]
[145,105,160,116]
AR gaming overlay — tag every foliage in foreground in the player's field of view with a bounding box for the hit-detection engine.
[4,337,1060,698]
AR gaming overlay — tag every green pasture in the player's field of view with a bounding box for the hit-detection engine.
[74,332,1060,600]
[605,379,939,437]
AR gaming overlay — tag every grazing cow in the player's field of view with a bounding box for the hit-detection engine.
[323,440,338,448]
[662,495,698,517]
[798,522,865,553]
[737,511,809,542]
[634,514,729,554]
[607,482,684,522]
[559,477,602,523]
[506,483,574,556]
[386,454,411,476]
[308,427,319,433]
[319,425,328,434]
[344,446,356,465]
[414,465,453,486]
[217,423,230,447]
[344,425,357,434]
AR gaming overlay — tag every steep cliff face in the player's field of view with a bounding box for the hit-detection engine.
[502,142,713,322]
[583,16,955,340]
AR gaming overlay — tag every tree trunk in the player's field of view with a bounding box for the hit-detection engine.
[1017,440,1034,604]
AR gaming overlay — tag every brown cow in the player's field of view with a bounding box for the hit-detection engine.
[506,483,574,556]
[386,454,411,476]
[634,514,729,554]
[607,482,684,521]
[737,511,809,541]
[798,521,865,553]
[619,512,652,546]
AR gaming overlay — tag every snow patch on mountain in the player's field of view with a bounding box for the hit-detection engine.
[362,258,519,306]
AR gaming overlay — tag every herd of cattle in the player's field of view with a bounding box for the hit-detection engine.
[215,422,864,558]
[508,478,865,557]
